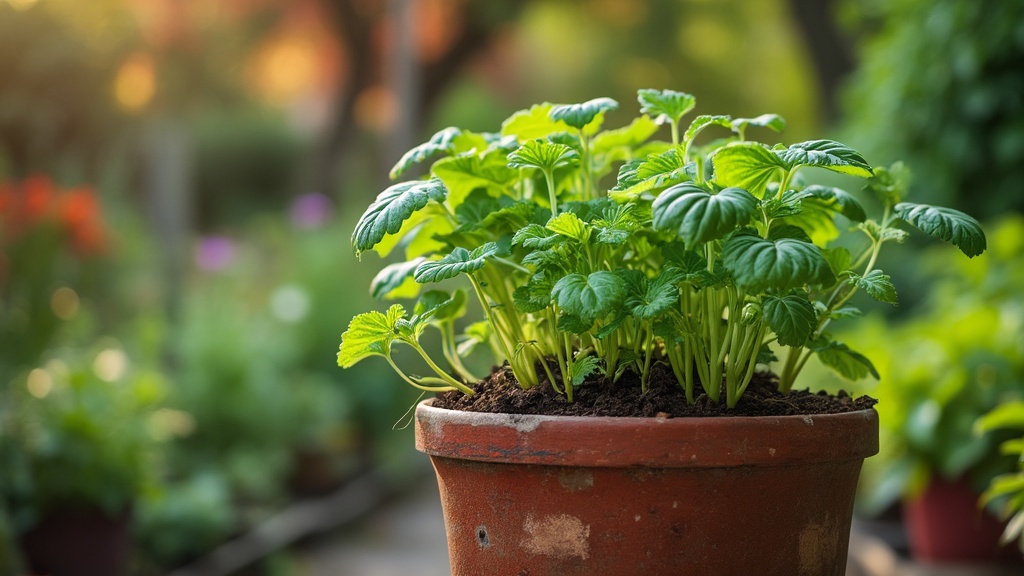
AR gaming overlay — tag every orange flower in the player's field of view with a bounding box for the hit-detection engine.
[22,174,56,223]
[58,187,108,255]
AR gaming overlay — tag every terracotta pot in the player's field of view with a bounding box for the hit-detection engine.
[905,476,1024,564]
[19,507,131,576]
[416,400,878,576]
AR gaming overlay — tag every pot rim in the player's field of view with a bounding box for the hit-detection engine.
[415,399,878,468]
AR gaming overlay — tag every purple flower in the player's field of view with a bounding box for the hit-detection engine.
[195,236,236,272]
[290,193,333,230]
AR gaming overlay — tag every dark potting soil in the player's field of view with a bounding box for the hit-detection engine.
[434,362,877,417]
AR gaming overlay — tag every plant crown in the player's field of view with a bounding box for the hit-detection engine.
[339,89,987,408]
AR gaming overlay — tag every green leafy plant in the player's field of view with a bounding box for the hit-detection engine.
[339,89,986,408]
[977,401,1024,552]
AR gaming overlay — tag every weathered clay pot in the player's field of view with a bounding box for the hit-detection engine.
[416,400,878,576]
[905,476,1024,564]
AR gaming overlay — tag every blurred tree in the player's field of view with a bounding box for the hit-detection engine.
[840,0,1024,218]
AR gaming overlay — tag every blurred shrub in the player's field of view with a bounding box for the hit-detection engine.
[812,216,1024,515]
[1,343,167,531]
[841,0,1024,218]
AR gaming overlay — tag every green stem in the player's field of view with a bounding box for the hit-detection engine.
[671,120,680,146]
[385,356,465,393]
[544,168,559,216]
[469,274,514,363]
[410,342,475,395]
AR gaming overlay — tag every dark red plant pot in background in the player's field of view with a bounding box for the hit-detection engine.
[416,400,879,576]
[905,476,1024,564]
[19,507,131,576]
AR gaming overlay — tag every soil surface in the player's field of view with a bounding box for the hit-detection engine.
[435,362,876,417]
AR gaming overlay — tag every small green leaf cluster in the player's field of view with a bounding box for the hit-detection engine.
[339,89,987,407]
[976,402,1024,552]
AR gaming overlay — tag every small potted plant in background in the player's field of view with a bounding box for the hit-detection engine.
[338,89,987,575]
[977,400,1024,555]
[845,215,1024,564]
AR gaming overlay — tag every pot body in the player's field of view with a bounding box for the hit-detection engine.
[19,507,131,576]
[905,476,1024,564]
[416,401,878,576]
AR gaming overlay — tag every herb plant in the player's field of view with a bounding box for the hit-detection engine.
[977,401,1024,551]
[338,89,987,408]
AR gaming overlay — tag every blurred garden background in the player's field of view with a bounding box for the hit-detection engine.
[0,0,1022,574]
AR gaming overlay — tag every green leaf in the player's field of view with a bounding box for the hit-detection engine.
[552,271,627,321]
[864,162,911,206]
[512,223,561,249]
[550,97,619,131]
[456,320,492,357]
[822,247,852,276]
[513,272,555,313]
[637,88,696,125]
[775,140,873,178]
[975,401,1024,435]
[546,212,591,242]
[652,184,759,249]
[610,148,694,200]
[431,153,517,208]
[557,313,593,334]
[712,143,788,199]
[723,231,836,291]
[501,104,569,141]
[370,257,427,299]
[414,242,503,283]
[413,289,467,324]
[762,291,816,347]
[803,185,867,222]
[894,202,987,257]
[731,114,786,135]
[389,127,461,179]
[591,115,659,158]
[626,268,683,320]
[849,269,898,305]
[683,115,732,146]
[811,336,879,380]
[352,178,448,255]
[338,305,405,367]
[568,354,603,386]
[507,139,580,172]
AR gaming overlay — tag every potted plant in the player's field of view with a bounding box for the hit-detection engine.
[338,89,987,575]
[978,400,1024,554]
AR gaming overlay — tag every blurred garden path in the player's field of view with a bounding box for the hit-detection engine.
[298,481,450,576]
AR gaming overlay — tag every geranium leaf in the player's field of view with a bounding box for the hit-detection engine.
[550,97,619,131]
[337,304,405,367]
[811,336,879,380]
[552,271,626,321]
[637,88,696,125]
[712,142,788,199]
[568,354,603,386]
[731,114,787,135]
[683,115,732,147]
[352,178,447,256]
[627,268,683,320]
[501,103,568,141]
[414,242,503,283]
[370,257,428,299]
[762,291,816,347]
[507,139,580,172]
[413,289,467,324]
[431,152,517,208]
[389,127,461,179]
[848,269,898,305]
[557,313,593,334]
[513,272,555,313]
[722,230,836,291]
[546,211,591,243]
[512,223,560,249]
[775,140,873,178]
[652,183,758,249]
[894,202,987,257]
[803,185,867,222]
[591,115,659,158]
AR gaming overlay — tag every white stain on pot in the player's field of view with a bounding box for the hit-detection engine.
[802,415,815,426]
[558,470,594,491]
[798,513,839,575]
[521,514,590,560]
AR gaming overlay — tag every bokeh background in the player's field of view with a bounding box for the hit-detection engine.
[1,0,1022,574]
